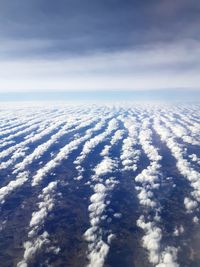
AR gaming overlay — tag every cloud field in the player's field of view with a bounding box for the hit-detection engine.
[0,103,199,267]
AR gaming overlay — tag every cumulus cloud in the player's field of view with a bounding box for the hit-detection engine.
[120,117,140,171]
[17,181,59,266]
[162,114,199,146]
[32,115,103,186]
[76,118,118,161]
[0,112,68,168]
[137,216,179,267]
[29,181,58,238]
[173,225,184,236]
[0,112,40,140]
[93,157,118,179]
[14,114,91,172]
[184,197,198,212]
[84,136,119,267]
[156,247,179,267]
[134,117,180,267]
[154,116,200,215]
[74,117,118,180]
[17,231,59,267]
[1,104,199,267]
[0,171,29,204]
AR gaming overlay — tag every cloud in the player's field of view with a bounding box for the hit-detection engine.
[29,181,57,237]
[1,103,199,267]
[74,117,118,180]
[162,114,199,145]
[173,225,184,237]
[0,120,41,159]
[94,157,118,178]
[17,181,59,266]
[32,115,101,186]
[0,113,66,169]
[137,216,179,267]
[100,129,124,157]
[0,171,29,204]
[154,115,200,214]
[84,130,120,267]
[0,41,200,92]
[156,247,179,267]
[184,197,198,211]
[17,231,59,267]
[134,117,179,267]
[120,117,140,171]
[14,114,88,172]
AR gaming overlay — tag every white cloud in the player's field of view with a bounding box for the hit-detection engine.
[84,132,120,267]
[184,197,198,211]
[0,171,29,204]
[74,117,118,180]
[32,115,101,186]
[14,114,90,172]
[17,181,59,266]
[17,231,59,267]
[135,117,179,267]
[156,247,179,267]
[154,115,200,214]
[0,112,67,168]
[120,117,140,171]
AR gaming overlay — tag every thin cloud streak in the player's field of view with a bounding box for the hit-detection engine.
[0,41,200,92]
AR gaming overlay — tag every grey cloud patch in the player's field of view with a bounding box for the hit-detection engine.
[0,41,200,92]
[0,1,200,92]
[0,0,200,57]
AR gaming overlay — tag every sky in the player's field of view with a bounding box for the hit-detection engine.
[0,0,200,99]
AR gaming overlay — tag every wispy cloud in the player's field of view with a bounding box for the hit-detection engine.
[0,41,200,92]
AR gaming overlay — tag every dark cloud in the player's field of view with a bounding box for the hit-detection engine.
[0,0,200,58]
[0,0,200,92]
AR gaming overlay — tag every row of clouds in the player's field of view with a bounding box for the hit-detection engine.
[0,114,66,169]
[0,115,46,148]
[161,112,199,146]
[84,147,119,267]
[0,109,100,205]
[13,113,96,173]
[137,216,179,267]
[0,107,96,169]
[12,109,122,266]
[17,181,59,267]
[15,110,122,266]
[31,114,104,186]
[120,116,141,171]
[0,105,199,266]
[74,116,119,180]
[177,107,200,131]
[0,171,29,204]
[0,111,66,160]
[0,109,45,139]
[153,116,200,220]
[160,113,200,167]
[0,107,119,265]
[135,118,179,267]
[72,115,124,266]
[100,129,124,157]
[0,106,81,145]
[175,111,200,143]
[0,106,66,143]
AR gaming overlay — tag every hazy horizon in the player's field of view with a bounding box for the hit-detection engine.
[0,89,200,104]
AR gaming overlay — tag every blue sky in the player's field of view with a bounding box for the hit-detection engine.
[0,0,199,96]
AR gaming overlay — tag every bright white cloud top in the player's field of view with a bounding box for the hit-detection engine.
[0,103,199,267]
